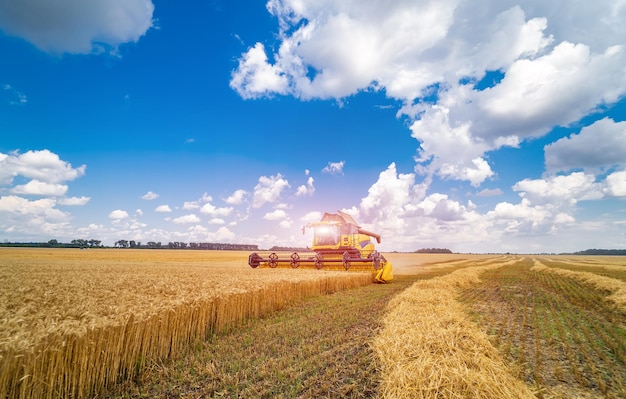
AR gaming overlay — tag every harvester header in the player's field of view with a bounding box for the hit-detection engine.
[248,210,393,283]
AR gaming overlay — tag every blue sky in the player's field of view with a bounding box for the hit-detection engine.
[1,0,625,253]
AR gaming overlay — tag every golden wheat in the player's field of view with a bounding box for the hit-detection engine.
[0,248,371,399]
[385,253,497,275]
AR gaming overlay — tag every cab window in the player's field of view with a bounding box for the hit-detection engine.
[314,225,340,246]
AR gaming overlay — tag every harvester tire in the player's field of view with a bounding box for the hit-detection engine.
[314,253,324,269]
[342,251,351,270]
[268,252,279,268]
[372,251,381,270]
[290,252,300,268]
[248,253,262,268]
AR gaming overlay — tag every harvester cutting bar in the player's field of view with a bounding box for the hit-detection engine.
[248,250,385,271]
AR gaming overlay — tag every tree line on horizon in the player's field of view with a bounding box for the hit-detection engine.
[0,239,258,251]
[1,241,624,255]
[414,248,453,254]
[571,248,626,256]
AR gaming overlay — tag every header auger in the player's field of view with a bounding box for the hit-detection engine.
[248,210,393,283]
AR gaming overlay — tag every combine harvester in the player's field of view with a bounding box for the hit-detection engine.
[248,211,393,283]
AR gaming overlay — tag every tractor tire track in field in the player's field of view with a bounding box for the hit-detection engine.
[459,257,626,398]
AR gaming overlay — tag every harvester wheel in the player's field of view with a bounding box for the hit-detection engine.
[342,251,351,270]
[372,251,381,270]
[290,252,300,268]
[268,252,279,268]
[248,253,262,268]
[314,253,324,269]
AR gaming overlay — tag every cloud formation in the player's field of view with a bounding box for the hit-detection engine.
[252,174,290,208]
[0,0,155,54]
[322,161,344,175]
[108,210,129,220]
[142,191,159,200]
[171,214,201,224]
[11,180,68,196]
[225,189,248,205]
[200,201,233,217]
[232,0,626,186]
[155,205,172,213]
[0,150,86,185]
[544,118,626,172]
[230,0,626,252]
[58,196,91,206]
[0,150,88,240]
[295,176,315,196]
[0,195,67,220]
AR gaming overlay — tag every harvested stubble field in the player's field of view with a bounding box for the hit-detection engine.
[2,249,626,398]
[457,257,626,398]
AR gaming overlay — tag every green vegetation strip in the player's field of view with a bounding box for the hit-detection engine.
[459,258,626,398]
[107,275,426,398]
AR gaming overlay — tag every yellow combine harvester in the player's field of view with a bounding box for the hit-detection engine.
[248,210,393,283]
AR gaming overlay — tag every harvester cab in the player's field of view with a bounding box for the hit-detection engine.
[248,210,393,283]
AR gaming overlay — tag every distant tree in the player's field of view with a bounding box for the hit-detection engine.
[71,239,88,248]
[48,239,58,247]
[88,239,101,247]
[415,248,453,254]
[115,240,129,248]
[573,248,626,256]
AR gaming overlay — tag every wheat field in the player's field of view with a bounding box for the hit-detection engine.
[3,249,625,398]
[0,247,371,399]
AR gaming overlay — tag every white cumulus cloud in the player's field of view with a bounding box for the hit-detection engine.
[11,180,68,196]
[183,192,213,210]
[200,202,233,217]
[264,209,287,220]
[0,149,86,185]
[108,209,129,220]
[295,176,315,196]
[0,0,155,54]
[230,42,289,99]
[545,118,626,172]
[171,214,201,224]
[513,172,603,206]
[232,1,626,189]
[58,196,91,206]
[0,195,67,219]
[605,170,626,197]
[142,191,159,200]
[225,189,248,205]
[155,205,172,213]
[322,161,344,175]
[252,173,290,208]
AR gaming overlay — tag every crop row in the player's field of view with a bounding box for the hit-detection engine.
[373,255,535,398]
[459,257,626,398]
